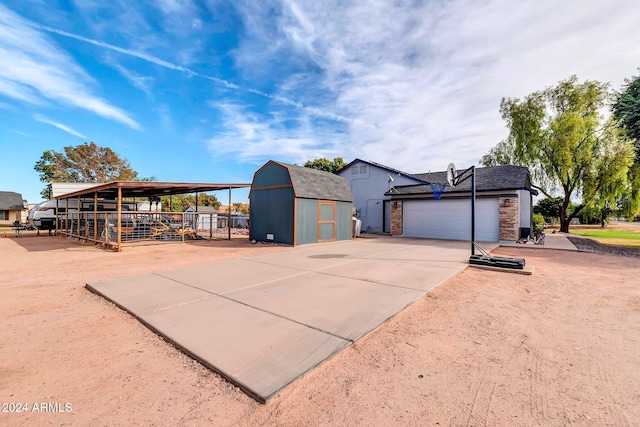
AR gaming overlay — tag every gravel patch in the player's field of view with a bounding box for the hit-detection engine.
[566,236,640,258]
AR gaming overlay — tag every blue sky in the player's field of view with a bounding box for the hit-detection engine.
[1,0,639,204]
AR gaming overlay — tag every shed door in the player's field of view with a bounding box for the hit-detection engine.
[403,199,499,241]
[318,200,337,242]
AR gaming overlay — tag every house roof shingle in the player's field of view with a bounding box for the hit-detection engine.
[387,165,534,196]
[0,191,26,210]
[274,161,353,202]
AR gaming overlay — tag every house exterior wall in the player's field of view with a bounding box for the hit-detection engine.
[499,196,519,241]
[338,161,420,234]
[0,209,21,226]
[517,189,532,231]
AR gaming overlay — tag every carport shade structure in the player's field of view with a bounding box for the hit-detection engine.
[250,161,354,245]
[55,181,251,251]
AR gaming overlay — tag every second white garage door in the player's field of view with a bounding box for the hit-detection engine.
[403,199,499,241]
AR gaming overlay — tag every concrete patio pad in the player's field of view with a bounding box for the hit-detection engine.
[87,237,493,402]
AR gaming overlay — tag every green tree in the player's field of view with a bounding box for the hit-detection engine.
[161,193,221,212]
[613,69,640,157]
[481,76,636,232]
[533,197,574,225]
[612,69,640,218]
[34,142,140,198]
[304,157,346,173]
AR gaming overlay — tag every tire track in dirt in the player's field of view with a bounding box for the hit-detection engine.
[457,332,529,426]
[526,328,549,425]
[590,361,631,426]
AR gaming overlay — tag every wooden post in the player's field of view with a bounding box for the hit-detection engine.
[55,198,59,236]
[77,195,81,239]
[93,192,98,241]
[117,186,122,252]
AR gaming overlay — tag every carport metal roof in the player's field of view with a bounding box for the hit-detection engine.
[55,181,251,199]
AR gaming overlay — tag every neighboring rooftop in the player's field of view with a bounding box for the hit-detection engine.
[0,191,26,210]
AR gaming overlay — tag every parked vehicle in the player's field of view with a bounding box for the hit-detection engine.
[27,199,154,231]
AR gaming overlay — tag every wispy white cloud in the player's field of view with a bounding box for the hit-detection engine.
[206,102,347,164]
[105,57,154,96]
[0,4,141,130]
[32,19,348,122]
[225,0,640,172]
[34,114,87,139]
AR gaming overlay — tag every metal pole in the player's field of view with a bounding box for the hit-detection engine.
[471,166,476,256]
[228,187,231,240]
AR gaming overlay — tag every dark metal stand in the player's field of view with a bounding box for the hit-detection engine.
[451,165,525,269]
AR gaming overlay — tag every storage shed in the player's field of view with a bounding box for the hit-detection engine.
[250,160,354,245]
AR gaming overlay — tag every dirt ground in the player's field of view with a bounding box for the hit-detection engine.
[1,233,639,426]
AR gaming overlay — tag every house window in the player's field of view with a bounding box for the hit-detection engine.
[360,165,368,174]
[352,167,359,175]
[2,210,8,220]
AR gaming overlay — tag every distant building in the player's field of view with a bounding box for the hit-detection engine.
[0,191,27,226]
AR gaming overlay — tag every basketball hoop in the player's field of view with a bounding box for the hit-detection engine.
[446,163,457,188]
[430,183,447,200]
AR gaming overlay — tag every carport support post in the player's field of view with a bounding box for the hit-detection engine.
[117,187,122,252]
[93,192,98,241]
[228,186,231,240]
[471,166,476,256]
[55,198,59,235]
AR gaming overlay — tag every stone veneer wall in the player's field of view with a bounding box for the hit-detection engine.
[499,197,519,241]
[390,201,403,235]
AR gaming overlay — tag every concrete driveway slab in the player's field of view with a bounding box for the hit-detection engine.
[87,274,211,315]
[157,259,305,294]
[87,236,477,402]
[316,258,466,291]
[140,296,350,402]
[226,272,424,341]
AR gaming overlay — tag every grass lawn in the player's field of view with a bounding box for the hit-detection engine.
[570,228,640,247]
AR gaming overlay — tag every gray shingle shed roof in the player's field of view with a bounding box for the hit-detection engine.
[274,161,353,202]
[0,191,26,210]
[388,165,534,196]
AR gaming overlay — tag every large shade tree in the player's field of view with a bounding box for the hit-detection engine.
[34,142,145,198]
[481,76,636,232]
[613,69,640,154]
[612,69,640,218]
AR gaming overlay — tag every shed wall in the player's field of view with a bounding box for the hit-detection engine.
[336,201,353,241]
[252,162,291,188]
[250,188,294,245]
[295,198,318,245]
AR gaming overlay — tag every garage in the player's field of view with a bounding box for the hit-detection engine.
[402,198,499,241]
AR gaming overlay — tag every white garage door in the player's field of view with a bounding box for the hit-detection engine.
[403,199,499,241]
